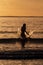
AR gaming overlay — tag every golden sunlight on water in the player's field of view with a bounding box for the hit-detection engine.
[0,17,43,51]
[0,17,43,65]
[0,17,43,38]
[0,60,43,65]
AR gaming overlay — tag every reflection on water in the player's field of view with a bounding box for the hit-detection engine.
[0,41,43,51]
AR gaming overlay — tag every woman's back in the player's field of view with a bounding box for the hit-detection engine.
[21,24,26,38]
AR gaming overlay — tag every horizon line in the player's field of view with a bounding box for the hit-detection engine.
[0,16,43,18]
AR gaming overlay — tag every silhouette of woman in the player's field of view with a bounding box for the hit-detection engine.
[21,23,29,39]
[21,23,29,48]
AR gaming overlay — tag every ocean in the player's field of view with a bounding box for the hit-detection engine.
[0,16,43,65]
[0,16,43,38]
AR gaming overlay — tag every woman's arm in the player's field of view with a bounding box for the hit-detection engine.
[25,31,29,35]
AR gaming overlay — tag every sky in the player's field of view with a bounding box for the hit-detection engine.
[0,0,43,16]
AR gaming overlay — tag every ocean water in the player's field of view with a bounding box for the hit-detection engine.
[0,16,43,38]
[0,16,43,65]
[0,16,43,50]
[0,60,43,65]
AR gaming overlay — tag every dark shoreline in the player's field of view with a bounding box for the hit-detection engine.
[0,50,43,59]
[0,38,43,43]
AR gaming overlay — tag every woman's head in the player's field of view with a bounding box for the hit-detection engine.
[23,23,26,27]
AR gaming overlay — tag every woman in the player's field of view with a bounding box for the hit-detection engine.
[21,23,29,39]
[21,23,29,48]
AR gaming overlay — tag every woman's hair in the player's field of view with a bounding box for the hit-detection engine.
[23,23,26,27]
